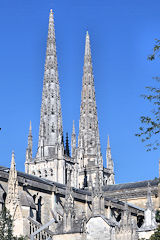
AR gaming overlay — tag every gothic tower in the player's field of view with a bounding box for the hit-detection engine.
[36,9,63,159]
[77,32,104,188]
[25,11,115,188]
[25,10,65,184]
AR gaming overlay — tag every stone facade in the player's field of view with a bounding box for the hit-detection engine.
[0,9,159,240]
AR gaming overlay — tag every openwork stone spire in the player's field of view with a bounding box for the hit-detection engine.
[37,10,63,158]
[78,32,101,159]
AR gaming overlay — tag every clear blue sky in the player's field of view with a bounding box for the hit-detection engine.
[0,0,160,184]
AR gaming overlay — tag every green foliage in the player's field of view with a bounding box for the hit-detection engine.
[150,225,160,240]
[0,207,27,240]
[148,39,160,61]
[136,39,160,151]
[0,207,14,240]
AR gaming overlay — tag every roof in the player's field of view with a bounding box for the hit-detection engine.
[87,215,119,227]
[103,179,159,192]
[19,191,36,209]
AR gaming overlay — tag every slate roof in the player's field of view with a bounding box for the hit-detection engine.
[103,178,159,192]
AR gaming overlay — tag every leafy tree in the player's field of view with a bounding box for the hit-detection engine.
[0,207,27,240]
[149,225,160,240]
[136,39,160,151]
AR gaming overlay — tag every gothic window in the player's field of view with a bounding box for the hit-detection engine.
[44,106,47,115]
[89,123,92,129]
[51,123,55,133]
[51,107,54,115]
[38,170,41,178]
[44,170,47,177]
[50,169,53,176]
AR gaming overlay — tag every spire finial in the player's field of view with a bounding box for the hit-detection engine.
[11,151,15,165]
[107,135,110,149]
[85,31,91,56]
[29,121,32,135]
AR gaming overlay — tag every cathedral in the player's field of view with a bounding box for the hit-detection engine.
[0,9,159,240]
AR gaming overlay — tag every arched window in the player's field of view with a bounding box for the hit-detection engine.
[50,169,53,176]
[38,170,41,178]
[51,107,54,115]
[51,123,55,133]
[44,170,47,177]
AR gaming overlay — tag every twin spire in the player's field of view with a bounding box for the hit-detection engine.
[25,10,115,186]
[36,9,63,158]
[78,30,101,159]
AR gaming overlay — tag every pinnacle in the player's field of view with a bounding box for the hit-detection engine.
[49,9,53,17]
[72,120,75,135]
[49,9,54,25]
[29,121,32,135]
[85,31,91,56]
[146,182,153,209]
[107,135,110,149]
[11,151,15,168]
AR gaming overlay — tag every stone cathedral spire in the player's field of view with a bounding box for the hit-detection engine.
[78,32,102,163]
[77,32,103,188]
[36,9,63,159]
